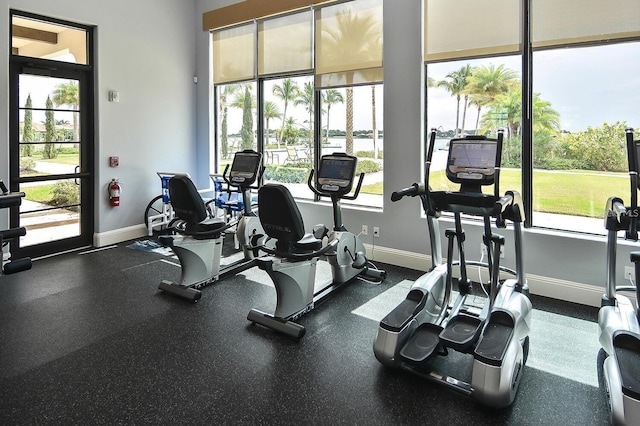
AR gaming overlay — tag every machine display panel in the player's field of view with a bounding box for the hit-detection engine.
[446,140,497,185]
[230,152,261,184]
[317,155,357,193]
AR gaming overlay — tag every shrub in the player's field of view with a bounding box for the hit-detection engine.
[51,181,80,208]
[356,159,382,175]
[20,157,36,173]
[356,150,384,159]
[264,164,310,183]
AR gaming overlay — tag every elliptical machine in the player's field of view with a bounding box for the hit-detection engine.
[157,150,265,302]
[598,127,640,425]
[247,152,385,339]
[373,129,532,409]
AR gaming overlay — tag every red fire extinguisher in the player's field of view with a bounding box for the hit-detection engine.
[109,178,121,207]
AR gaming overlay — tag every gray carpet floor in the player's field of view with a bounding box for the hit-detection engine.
[0,237,610,425]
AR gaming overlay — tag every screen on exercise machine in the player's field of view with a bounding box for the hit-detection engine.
[230,151,261,185]
[317,154,357,194]
[446,139,498,186]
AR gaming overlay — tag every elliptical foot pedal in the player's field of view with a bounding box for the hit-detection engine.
[399,323,443,364]
[474,310,514,366]
[439,314,483,352]
[613,331,640,400]
[380,289,427,332]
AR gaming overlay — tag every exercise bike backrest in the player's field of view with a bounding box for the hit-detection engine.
[257,184,338,259]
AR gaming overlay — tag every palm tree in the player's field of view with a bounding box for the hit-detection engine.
[272,78,300,145]
[295,82,315,152]
[437,65,472,136]
[320,8,381,155]
[465,64,519,134]
[263,101,281,148]
[51,81,79,141]
[219,84,239,158]
[322,89,344,143]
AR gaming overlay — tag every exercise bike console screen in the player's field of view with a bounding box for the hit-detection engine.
[230,151,261,185]
[446,139,497,186]
[317,154,357,195]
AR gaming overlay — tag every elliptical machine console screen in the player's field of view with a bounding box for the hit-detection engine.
[635,141,640,188]
[446,140,497,186]
[230,151,261,185]
[317,154,357,194]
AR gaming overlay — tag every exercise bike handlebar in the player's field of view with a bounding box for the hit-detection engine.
[307,169,365,200]
[391,183,425,202]
[222,163,265,190]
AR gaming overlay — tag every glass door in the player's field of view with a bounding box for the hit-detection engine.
[9,12,94,259]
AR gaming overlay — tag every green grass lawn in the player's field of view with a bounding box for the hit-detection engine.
[22,184,54,203]
[361,168,628,218]
[35,153,79,165]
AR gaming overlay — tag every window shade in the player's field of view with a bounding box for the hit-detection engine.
[212,23,255,84]
[315,0,383,88]
[258,11,312,76]
[424,0,521,62]
[532,0,640,48]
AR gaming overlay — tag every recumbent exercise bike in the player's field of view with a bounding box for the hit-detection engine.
[247,152,386,339]
[157,150,265,302]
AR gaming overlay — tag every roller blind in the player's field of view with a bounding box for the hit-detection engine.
[532,0,640,48]
[315,0,383,88]
[212,23,255,84]
[424,0,521,62]
[258,11,312,76]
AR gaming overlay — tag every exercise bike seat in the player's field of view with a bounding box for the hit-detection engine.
[258,184,322,255]
[168,175,227,238]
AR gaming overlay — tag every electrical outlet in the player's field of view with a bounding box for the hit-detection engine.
[373,227,380,238]
[625,266,635,281]
[361,225,368,236]
[480,243,505,258]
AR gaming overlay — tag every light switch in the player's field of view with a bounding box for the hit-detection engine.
[108,90,120,103]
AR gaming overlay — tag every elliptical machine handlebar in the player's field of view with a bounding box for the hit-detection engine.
[391,183,425,202]
[494,190,526,228]
[307,169,365,201]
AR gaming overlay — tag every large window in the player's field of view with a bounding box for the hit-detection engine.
[424,0,522,197]
[425,0,640,234]
[211,0,383,208]
[530,0,640,233]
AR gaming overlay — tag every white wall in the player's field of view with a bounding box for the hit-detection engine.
[0,0,197,238]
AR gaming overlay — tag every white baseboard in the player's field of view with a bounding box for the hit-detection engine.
[364,243,607,308]
[93,224,148,247]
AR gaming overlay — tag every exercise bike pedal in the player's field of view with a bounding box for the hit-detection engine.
[399,323,443,364]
